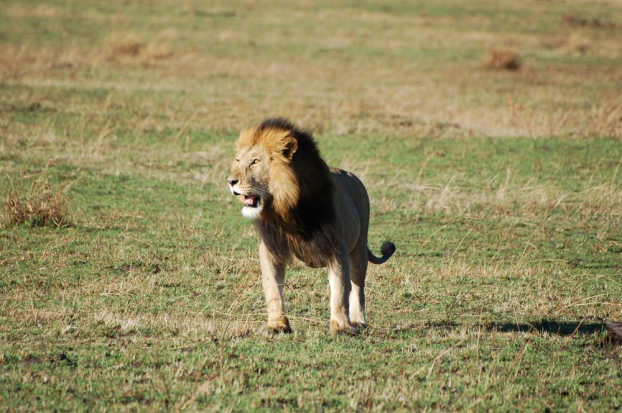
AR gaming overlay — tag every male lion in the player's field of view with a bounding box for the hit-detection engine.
[227,118,395,334]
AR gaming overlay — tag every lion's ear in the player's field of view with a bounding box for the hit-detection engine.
[283,137,298,160]
[260,129,298,160]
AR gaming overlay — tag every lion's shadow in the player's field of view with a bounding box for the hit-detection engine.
[419,318,606,336]
[487,319,605,336]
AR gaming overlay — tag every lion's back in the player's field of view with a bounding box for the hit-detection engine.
[329,168,370,242]
[329,168,368,200]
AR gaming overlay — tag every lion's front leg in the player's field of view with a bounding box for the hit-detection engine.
[259,242,291,334]
[327,245,354,335]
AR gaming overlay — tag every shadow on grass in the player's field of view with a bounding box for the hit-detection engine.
[489,319,605,336]
[386,319,611,340]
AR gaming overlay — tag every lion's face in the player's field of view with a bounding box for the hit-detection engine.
[228,124,300,220]
[227,143,273,219]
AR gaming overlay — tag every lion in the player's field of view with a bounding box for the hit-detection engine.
[227,118,396,334]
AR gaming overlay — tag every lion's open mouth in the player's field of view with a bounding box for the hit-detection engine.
[244,194,260,208]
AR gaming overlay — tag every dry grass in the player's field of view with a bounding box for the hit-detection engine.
[3,166,71,227]
[105,33,175,63]
[2,0,622,140]
[388,176,622,218]
[107,34,144,57]
[483,49,521,71]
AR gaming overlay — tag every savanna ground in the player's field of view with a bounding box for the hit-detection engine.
[1,0,622,411]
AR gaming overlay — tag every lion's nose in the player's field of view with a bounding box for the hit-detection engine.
[227,178,238,186]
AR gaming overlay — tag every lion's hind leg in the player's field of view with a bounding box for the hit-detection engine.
[327,245,356,335]
[348,242,369,330]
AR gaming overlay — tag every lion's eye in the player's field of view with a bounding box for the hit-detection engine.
[251,159,260,165]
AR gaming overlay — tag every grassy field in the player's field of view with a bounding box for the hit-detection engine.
[1,0,622,411]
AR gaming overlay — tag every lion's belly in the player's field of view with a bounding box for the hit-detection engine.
[295,253,325,268]
[288,238,332,268]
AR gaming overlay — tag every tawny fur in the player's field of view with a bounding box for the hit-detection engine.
[227,118,395,334]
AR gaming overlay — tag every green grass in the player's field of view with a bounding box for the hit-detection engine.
[2,132,621,411]
[1,0,622,411]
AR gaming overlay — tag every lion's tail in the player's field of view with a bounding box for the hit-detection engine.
[367,241,396,265]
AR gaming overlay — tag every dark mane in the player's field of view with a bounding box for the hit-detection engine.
[255,118,340,265]
[257,117,298,132]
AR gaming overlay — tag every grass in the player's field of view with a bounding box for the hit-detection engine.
[1,0,622,411]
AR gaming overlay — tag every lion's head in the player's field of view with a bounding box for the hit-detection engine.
[227,118,332,222]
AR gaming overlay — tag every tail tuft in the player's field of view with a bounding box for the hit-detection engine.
[381,241,396,256]
[367,241,396,265]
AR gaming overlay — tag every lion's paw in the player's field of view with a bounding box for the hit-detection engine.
[329,319,359,336]
[267,316,292,334]
[351,322,368,330]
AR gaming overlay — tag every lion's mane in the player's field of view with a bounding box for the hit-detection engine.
[238,118,341,265]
